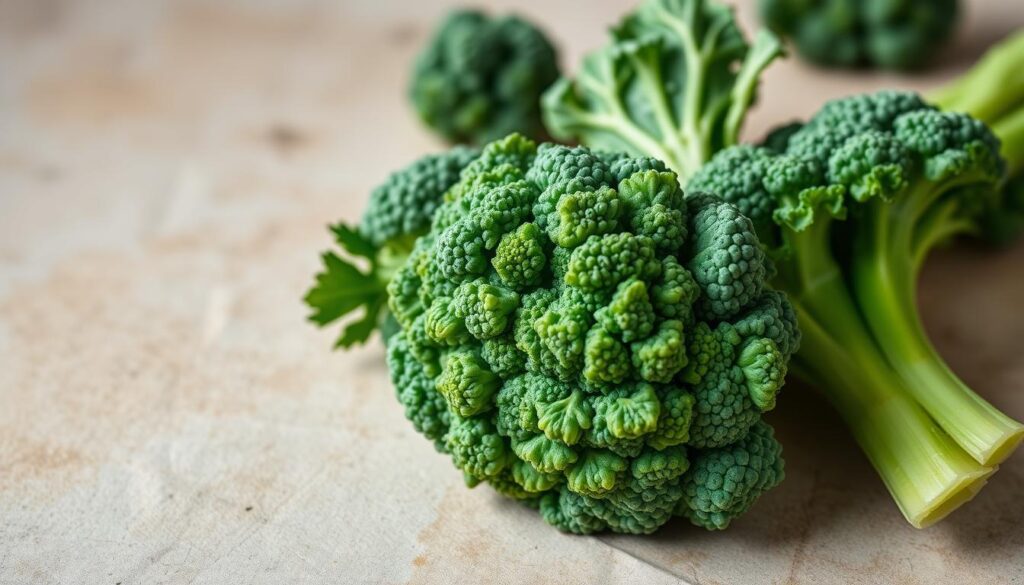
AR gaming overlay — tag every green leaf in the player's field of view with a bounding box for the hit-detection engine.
[304,248,387,348]
[334,297,385,349]
[330,223,377,260]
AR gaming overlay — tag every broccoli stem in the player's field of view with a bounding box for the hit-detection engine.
[629,51,701,179]
[724,31,785,147]
[993,107,1024,176]
[774,203,1003,525]
[931,30,1024,176]
[652,0,708,172]
[791,293,995,528]
[850,190,1024,465]
[930,31,1024,126]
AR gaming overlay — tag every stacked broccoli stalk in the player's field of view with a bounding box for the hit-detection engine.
[547,0,1024,527]
[385,135,798,533]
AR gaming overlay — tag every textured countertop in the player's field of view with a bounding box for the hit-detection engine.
[1,0,1022,583]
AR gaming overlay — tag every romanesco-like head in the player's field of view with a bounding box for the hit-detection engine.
[409,10,559,145]
[759,0,959,71]
[386,133,798,534]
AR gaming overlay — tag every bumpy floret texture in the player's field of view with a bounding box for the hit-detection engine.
[386,134,798,534]
[688,146,777,235]
[410,10,559,145]
[360,147,480,248]
[679,420,784,529]
[759,0,959,70]
[689,90,1003,234]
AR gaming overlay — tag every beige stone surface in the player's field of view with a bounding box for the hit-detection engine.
[1,0,1022,583]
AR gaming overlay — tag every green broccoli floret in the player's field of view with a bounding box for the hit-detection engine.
[387,334,451,451]
[384,134,798,534]
[304,147,478,347]
[680,420,784,529]
[410,10,559,145]
[759,0,959,70]
[688,90,1024,528]
[542,0,783,183]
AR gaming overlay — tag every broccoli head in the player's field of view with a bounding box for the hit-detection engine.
[304,147,478,347]
[386,134,798,534]
[759,0,959,70]
[689,90,1024,527]
[410,10,559,145]
[542,0,784,184]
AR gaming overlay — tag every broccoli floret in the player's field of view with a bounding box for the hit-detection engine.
[410,10,559,145]
[542,0,783,183]
[387,334,451,451]
[688,146,777,236]
[362,147,480,248]
[688,90,1024,528]
[680,420,784,530]
[304,148,478,347]
[759,0,959,70]
[493,222,547,289]
[381,134,797,534]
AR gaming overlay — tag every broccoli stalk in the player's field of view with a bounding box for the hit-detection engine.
[931,30,1024,243]
[930,32,1024,131]
[836,31,1024,474]
[541,0,783,184]
[763,173,998,526]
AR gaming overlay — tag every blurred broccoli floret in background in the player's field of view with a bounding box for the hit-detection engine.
[758,0,959,70]
[409,10,560,145]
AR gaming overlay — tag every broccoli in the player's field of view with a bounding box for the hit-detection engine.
[541,0,784,185]
[687,89,1024,528]
[930,30,1024,243]
[758,0,959,70]
[409,9,560,145]
[304,147,478,347]
[385,134,799,534]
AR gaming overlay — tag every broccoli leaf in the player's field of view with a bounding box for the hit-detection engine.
[330,223,377,260]
[304,224,386,348]
[543,0,783,182]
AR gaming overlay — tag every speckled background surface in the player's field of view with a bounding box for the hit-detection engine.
[1,1,1022,583]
